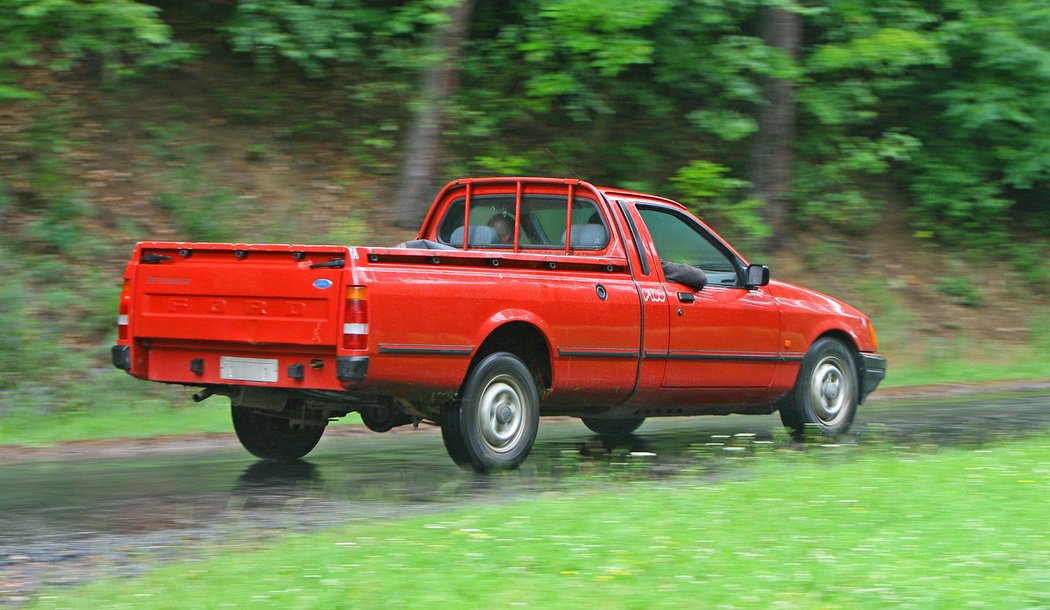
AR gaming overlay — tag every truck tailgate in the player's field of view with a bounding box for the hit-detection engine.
[130,243,349,347]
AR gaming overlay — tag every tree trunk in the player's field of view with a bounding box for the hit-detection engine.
[750,5,801,250]
[391,0,474,228]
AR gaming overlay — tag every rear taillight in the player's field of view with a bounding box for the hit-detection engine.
[117,279,131,341]
[343,286,368,350]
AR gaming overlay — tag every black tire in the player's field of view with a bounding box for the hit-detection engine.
[779,337,859,439]
[231,405,326,462]
[442,352,540,472]
[581,416,645,436]
[440,409,473,467]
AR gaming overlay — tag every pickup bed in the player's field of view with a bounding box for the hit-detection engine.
[113,177,885,470]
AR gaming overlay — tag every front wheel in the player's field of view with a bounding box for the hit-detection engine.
[581,416,645,436]
[779,337,859,439]
[232,405,326,462]
[442,352,540,472]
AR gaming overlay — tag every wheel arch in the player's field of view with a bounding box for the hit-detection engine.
[465,320,553,396]
[814,328,859,353]
[811,329,865,398]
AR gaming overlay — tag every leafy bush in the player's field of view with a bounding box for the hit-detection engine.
[0,0,194,92]
[909,148,1012,246]
[225,0,455,78]
[934,276,985,308]
[671,160,770,252]
[0,255,86,393]
[1010,243,1050,289]
[793,131,921,234]
[152,187,240,243]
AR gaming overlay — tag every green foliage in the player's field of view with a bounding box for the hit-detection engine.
[807,27,947,75]
[225,0,456,78]
[0,0,193,91]
[244,143,269,161]
[909,147,1012,246]
[25,195,101,256]
[794,6,943,234]
[459,0,777,184]
[934,276,985,308]
[472,148,540,175]
[140,122,243,242]
[1009,242,1050,288]
[794,131,921,234]
[152,188,240,243]
[791,1,1050,245]
[0,104,113,258]
[671,160,770,251]
[932,2,1050,192]
[0,180,10,216]
[686,109,756,142]
[517,0,672,97]
[322,211,372,246]
[0,253,88,393]
[4,0,1048,247]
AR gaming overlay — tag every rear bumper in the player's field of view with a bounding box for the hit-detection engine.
[112,343,368,389]
[337,356,369,386]
[111,345,131,370]
[859,353,886,403]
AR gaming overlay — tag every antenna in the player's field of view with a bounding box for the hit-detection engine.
[545,147,578,179]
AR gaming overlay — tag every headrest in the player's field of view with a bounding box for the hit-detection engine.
[449,225,499,247]
[561,224,609,249]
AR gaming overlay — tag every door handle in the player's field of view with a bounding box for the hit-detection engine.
[677,292,695,303]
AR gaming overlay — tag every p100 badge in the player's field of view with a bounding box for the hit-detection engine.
[313,278,334,290]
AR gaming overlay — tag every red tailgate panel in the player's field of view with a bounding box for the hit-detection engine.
[131,244,348,347]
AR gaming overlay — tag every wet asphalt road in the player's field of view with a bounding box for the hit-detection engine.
[2,386,1050,605]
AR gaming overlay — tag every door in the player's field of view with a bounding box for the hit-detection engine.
[633,204,780,388]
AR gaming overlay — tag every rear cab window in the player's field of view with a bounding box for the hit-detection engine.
[436,188,611,252]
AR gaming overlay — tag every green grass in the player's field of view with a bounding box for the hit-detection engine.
[880,313,1050,388]
[880,333,1050,387]
[843,265,1050,388]
[29,433,1050,609]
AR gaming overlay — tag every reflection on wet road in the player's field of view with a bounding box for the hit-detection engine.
[2,388,1049,604]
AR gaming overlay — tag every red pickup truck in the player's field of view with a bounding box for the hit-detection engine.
[112,177,885,471]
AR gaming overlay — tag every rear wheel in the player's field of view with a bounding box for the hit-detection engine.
[231,404,326,461]
[780,337,859,439]
[581,416,645,436]
[441,352,540,472]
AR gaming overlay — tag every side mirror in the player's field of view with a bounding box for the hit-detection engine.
[745,264,770,289]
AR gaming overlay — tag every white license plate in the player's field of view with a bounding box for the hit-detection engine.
[220,357,279,383]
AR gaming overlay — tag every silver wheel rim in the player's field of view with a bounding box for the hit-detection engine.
[477,374,528,453]
[808,354,852,426]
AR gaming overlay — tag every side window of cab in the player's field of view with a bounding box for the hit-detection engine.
[437,193,610,251]
[636,204,741,287]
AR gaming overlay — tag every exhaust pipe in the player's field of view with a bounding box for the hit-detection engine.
[192,387,216,403]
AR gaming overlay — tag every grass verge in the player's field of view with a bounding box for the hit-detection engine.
[881,343,1050,387]
[29,433,1050,609]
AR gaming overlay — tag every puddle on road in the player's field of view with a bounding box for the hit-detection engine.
[2,388,1049,604]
